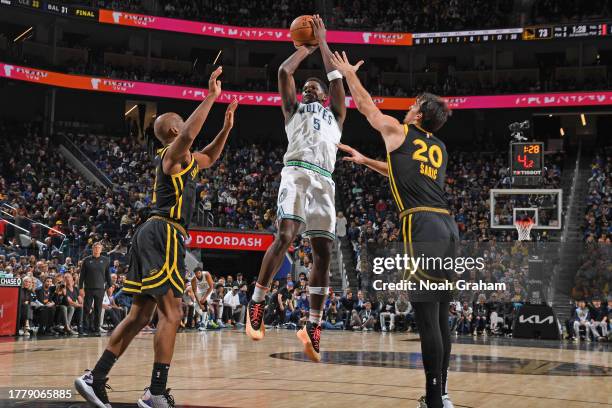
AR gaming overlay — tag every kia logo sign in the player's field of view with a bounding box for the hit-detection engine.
[518,314,554,324]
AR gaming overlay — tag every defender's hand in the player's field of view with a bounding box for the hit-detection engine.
[311,14,326,42]
[338,143,366,165]
[223,99,238,131]
[330,51,364,75]
[208,66,223,97]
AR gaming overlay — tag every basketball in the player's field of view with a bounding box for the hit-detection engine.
[290,15,317,46]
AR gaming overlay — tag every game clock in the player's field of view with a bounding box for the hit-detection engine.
[510,142,544,176]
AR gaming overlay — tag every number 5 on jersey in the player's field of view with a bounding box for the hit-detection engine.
[412,138,442,181]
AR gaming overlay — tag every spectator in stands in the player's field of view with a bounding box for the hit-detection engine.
[379,296,397,332]
[350,301,376,331]
[395,295,413,332]
[19,276,35,336]
[456,302,473,335]
[223,285,242,326]
[35,277,57,335]
[210,284,226,328]
[472,294,488,336]
[589,298,608,341]
[321,301,344,330]
[573,300,591,340]
[52,280,77,335]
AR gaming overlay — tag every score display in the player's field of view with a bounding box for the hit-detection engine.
[510,142,544,177]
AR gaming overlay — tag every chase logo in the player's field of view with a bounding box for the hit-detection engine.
[4,64,14,77]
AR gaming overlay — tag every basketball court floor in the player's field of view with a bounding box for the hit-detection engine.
[1,330,610,408]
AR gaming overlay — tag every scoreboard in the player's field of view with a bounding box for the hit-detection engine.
[523,23,608,40]
[510,142,544,185]
[1,0,98,19]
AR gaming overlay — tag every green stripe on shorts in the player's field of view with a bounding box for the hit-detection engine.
[286,160,332,178]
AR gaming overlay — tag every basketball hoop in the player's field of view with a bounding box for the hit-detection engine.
[514,218,535,241]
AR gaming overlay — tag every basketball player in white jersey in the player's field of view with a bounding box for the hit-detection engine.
[190,267,213,329]
[246,15,345,362]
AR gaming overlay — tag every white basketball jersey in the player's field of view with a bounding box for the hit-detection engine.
[284,102,342,173]
[195,273,210,296]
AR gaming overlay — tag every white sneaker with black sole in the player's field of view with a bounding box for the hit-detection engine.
[137,387,175,408]
[74,370,112,408]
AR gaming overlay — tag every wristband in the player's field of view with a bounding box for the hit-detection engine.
[327,70,343,81]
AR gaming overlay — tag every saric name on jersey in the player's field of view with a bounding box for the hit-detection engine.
[420,163,438,180]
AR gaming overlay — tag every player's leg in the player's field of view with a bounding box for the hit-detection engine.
[413,301,444,408]
[296,173,335,361]
[438,301,453,408]
[247,168,306,340]
[137,289,183,408]
[75,294,157,408]
[297,236,331,362]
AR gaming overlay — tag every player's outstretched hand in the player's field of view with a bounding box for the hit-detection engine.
[208,66,223,97]
[338,143,366,165]
[330,51,364,75]
[223,99,238,131]
[311,14,326,42]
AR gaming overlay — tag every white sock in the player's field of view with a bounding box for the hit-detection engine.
[309,309,322,324]
[252,284,269,302]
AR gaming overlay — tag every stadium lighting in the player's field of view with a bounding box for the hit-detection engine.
[124,105,138,116]
[13,26,33,43]
[559,127,565,136]
[580,113,586,126]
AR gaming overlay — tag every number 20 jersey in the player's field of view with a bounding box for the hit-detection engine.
[283,102,342,174]
[387,123,449,211]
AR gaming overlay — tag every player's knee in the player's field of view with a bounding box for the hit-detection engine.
[274,230,294,249]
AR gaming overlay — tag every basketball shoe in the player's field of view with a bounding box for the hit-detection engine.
[137,387,175,408]
[245,300,266,340]
[74,370,112,408]
[296,321,322,362]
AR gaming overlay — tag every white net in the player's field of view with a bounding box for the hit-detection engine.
[514,218,535,241]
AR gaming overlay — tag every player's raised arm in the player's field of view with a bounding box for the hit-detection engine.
[163,67,223,174]
[278,45,318,122]
[330,51,405,151]
[338,143,389,177]
[194,99,238,169]
[311,15,346,127]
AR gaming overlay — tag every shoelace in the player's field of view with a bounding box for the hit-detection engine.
[93,381,112,403]
[163,389,175,408]
[310,325,322,352]
[250,303,264,327]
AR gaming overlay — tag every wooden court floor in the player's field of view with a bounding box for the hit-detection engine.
[0,330,610,408]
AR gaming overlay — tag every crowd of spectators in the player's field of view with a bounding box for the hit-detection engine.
[65,0,612,32]
[583,150,611,242]
[570,150,611,311]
